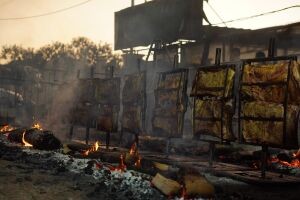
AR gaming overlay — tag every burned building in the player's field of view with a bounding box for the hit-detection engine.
[2,0,300,199]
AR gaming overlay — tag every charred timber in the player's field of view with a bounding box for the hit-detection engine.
[7,128,61,150]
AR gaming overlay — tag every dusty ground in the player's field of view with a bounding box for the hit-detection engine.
[1,135,300,200]
[0,159,105,200]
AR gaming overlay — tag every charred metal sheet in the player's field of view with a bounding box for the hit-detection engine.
[114,0,203,49]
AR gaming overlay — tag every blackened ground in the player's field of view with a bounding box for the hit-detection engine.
[1,139,300,200]
[0,141,164,200]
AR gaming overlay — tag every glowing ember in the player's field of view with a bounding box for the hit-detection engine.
[269,156,300,168]
[134,156,142,168]
[129,142,137,156]
[22,131,33,147]
[32,123,43,130]
[180,185,188,199]
[82,141,100,156]
[109,154,127,172]
[0,125,15,132]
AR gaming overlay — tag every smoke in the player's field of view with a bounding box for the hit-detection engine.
[43,79,79,141]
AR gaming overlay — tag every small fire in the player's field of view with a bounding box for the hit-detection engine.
[129,142,137,156]
[134,156,142,168]
[22,131,33,147]
[32,123,43,130]
[0,125,15,132]
[269,156,300,168]
[129,142,142,168]
[109,154,127,172]
[180,185,188,199]
[82,141,100,156]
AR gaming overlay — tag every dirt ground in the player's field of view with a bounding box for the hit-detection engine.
[0,159,96,200]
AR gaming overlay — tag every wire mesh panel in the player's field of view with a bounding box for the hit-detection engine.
[121,72,146,134]
[152,69,188,138]
[238,56,300,149]
[94,78,120,132]
[190,65,236,142]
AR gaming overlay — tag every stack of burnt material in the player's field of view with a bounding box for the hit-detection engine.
[1,125,61,150]
[239,60,300,148]
[191,65,236,142]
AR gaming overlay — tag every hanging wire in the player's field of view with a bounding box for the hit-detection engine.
[0,0,93,21]
[205,1,227,27]
[211,5,300,26]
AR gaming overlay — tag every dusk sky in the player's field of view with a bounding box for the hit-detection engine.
[0,0,300,49]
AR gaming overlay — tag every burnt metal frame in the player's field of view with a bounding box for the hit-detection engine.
[95,76,121,149]
[152,68,189,138]
[69,67,120,148]
[238,39,298,178]
[237,55,297,149]
[191,48,237,168]
[191,50,235,144]
[120,71,147,148]
[151,67,188,157]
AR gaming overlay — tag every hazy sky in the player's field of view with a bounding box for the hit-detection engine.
[0,0,300,50]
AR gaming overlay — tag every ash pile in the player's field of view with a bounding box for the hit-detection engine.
[0,124,213,200]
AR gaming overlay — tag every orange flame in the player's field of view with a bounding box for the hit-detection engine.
[129,142,142,169]
[82,141,100,156]
[117,154,127,171]
[180,185,188,199]
[32,123,43,130]
[269,156,300,168]
[22,131,33,147]
[0,125,15,132]
[129,143,136,156]
[134,156,142,168]
[109,154,127,171]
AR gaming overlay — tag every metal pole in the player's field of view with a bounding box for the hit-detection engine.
[166,137,171,158]
[209,142,215,169]
[106,131,111,149]
[261,145,268,179]
[131,0,134,6]
[69,124,74,141]
[85,123,90,145]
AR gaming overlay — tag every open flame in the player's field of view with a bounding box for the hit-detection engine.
[22,131,33,147]
[180,185,188,199]
[32,123,43,130]
[130,143,137,156]
[134,156,142,168]
[269,156,300,168]
[128,142,142,168]
[82,141,100,156]
[109,154,127,172]
[0,125,15,132]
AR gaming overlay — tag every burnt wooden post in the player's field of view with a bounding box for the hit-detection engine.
[165,137,171,158]
[135,133,139,149]
[119,130,123,146]
[209,142,215,169]
[69,124,74,141]
[261,145,268,179]
[106,131,111,149]
[85,122,90,145]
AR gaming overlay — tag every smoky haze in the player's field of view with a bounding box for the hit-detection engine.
[0,0,300,50]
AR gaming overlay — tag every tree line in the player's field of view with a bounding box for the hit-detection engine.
[0,37,122,69]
